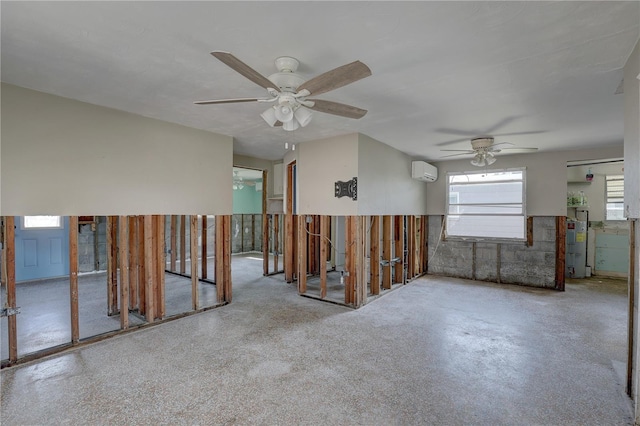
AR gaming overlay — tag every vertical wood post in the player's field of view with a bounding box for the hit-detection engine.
[353,216,367,307]
[420,215,428,273]
[215,215,225,302]
[137,216,146,315]
[170,215,177,272]
[223,215,232,302]
[106,216,119,315]
[407,216,415,279]
[370,216,380,295]
[180,215,186,274]
[555,216,566,291]
[320,215,328,299]
[128,216,138,310]
[201,215,208,279]
[190,215,199,310]
[4,217,17,362]
[262,170,269,275]
[344,216,354,304]
[394,216,405,284]
[382,215,392,290]
[156,215,165,319]
[118,216,129,329]
[298,215,307,294]
[69,216,80,343]
[273,214,280,273]
[144,215,155,322]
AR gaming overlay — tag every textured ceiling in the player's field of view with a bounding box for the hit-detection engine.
[1,1,638,161]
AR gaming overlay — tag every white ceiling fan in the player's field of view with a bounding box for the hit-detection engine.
[195,51,372,131]
[441,136,538,167]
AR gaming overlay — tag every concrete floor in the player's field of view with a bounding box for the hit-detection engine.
[0,259,633,425]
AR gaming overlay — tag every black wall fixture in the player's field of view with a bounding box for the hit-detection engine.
[335,177,357,201]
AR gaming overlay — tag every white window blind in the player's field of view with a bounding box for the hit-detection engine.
[446,169,526,240]
[606,175,624,220]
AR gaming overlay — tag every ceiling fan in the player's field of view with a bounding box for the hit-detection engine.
[195,51,372,131]
[440,136,538,167]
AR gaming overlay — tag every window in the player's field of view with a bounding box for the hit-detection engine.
[446,169,526,240]
[22,215,62,229]
[606,175,624,220]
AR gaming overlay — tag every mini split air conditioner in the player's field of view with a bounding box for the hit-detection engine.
[411,161,438,182]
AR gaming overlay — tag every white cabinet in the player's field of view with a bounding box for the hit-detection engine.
[273,163,284,196]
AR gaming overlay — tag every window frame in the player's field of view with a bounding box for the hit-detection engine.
[605,174,625,221]
[445,167,527,242]
[21,215,63,230]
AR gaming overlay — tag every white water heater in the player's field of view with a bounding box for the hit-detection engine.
[566,220,587,278]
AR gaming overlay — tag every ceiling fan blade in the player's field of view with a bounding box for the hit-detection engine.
[308,99,367,119]
[298,60,371,96]
[211,51,280,91]
[501,147,539,152]
[440,152,475,158]
[440,149,476,152]
[194,98,261,105]
[436,137,474,147]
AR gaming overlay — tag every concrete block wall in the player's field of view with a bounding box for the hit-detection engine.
[427,215,557,288]
[231,214,263,253]
[163,215,216,263]
[78,217,107,273]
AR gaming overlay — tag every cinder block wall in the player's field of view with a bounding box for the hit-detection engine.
[78,217,107,273]
[231,214,263,253]
[427,215,557,288]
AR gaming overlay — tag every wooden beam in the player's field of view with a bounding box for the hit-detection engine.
[4,217,17,362]
[320,215,328,299]
[128,216,138,310]
[527,216,534,247]
[68,216,80,343]
[180,215,186,274]
[370,216,380,295]
[170,215,177,271]
[137,216,146,315]
[190,215,199,310]
[223,215,232,302]
[394,216,404,284]
[382,215,392,290]
[156,215,165,319]
[555,216,566,291]
[407,216,415,279]
[118,216,129,329]
[627,219,636,396]
[274,214,280,273]
[215,215,225,303]
[420,215,428,274]
[354,216,367,308]
[298,215,307,294]
[285,161,295,282]
[144,215,155,322]
[201,215,208,279]
[106,216,119,315]
[262,170,269,275]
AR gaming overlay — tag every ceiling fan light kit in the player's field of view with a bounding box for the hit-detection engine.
[196,51,371,131]
[440,136,538,166]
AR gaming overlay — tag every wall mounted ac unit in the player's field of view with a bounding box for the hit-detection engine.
[411,161,438,182]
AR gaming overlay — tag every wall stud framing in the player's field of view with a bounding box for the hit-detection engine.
[320,215,328,299]
[156,215,165,319]
[382,215,392,290]
[69,216,80,343]
[354,216,367,307]
[201,215,208,279]
[144,215,155,322]
[4,217,17,362]
[106,216,119,315]
[420,215,428,274]
[394,216,404,284]
[263,169,269,275]
[190,215,199,310]
[128,216,138,310]
[118,216,129,329]
[180,215,186,275]
[370,216,380,295]
[273,214,280,273]
[298,215,308,294]
[137,216,146,315]
[170,215,177,271]
[223,215,232,302]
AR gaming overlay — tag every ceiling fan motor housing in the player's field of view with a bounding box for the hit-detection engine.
[470,137,494,150]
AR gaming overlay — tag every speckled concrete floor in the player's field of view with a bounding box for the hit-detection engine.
[0,263,633,425]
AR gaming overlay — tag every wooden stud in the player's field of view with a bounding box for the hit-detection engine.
[262,170,269,275]
[223,215,232,302]
[180,215,186,274]
[345,216,356,305]
[298,215,307,294]
[627,219,636,396]
[407,216,415,279]
[320,215,328,299]
[555,216,566,291]
[274,214,280,273]
[156,215,165,319]
[394,216,404,284]
[420,215,428,274]
[215,215,225,303]
[370,216,380,295]
[170,215,177,272]
[190,215,199,310]
[144,215,155,322]
[118,216,129,329]
[106,216,119,315]
[68,216,80,344]
[137,216,146,315]
[202,215,208,279]
[527,216,534,247]
[4,217,17,362]
[152,216,159,317]
[128,217,138,310]
[285,161,296,282]
[307,215,315,275]
[382,215,392,290]
[354,216,367,307]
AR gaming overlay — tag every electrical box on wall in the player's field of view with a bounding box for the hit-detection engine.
[411,161,438,182]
